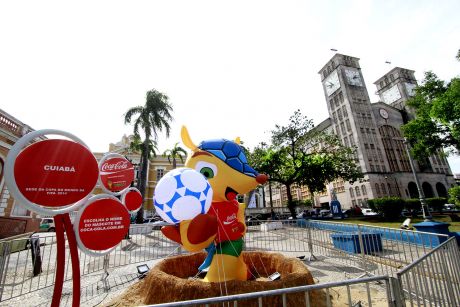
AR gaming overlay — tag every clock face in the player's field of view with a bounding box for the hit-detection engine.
[381,85,401,104]
[324,70,341,96]
[344,68,363,86]
[379,108,389,119]
[405,82,416,96]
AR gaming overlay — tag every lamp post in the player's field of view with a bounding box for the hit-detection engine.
[403,139,432,221]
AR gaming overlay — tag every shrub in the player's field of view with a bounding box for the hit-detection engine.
[368,197,404,220]
[404,199,421,216]
[425,197,447,213]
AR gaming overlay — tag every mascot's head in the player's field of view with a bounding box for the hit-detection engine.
[181,126,267,202]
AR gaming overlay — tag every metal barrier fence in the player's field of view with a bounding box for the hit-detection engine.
[396,236,460,307]
[0,225,180,302]
[245,219,448,278]
[0,219,457,305]
[145,275,401,307]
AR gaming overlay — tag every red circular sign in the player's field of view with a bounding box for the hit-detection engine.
[99,157,134,193]
[14,139,99,208]
[123,188,143,212]
[78,198,130,251]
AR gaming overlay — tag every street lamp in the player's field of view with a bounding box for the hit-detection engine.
[403,139,432,221]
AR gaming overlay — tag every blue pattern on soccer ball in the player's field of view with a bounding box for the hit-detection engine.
[198,139,258,177]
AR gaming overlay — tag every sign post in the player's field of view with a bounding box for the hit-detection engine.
[4,130,138,307]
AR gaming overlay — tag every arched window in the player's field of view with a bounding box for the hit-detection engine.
[349,187,354,198]
[408,182,418,198]
[422,182,434,198]
[375,183,381,196]
[436,182,447,198]
[355,186,361,196]
[361,185,367,195]
[381,183,387,195]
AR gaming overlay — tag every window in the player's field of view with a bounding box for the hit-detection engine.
[352,200,357,207]
[156,168,165,181]
[342,106,348,117]
[381,183,387,195]
[361,185,367,195]
[355,186,361,196]
[11,203,31,217]
[375,183,381,196]
[349,187,354,198]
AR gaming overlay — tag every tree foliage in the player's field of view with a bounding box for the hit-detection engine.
[448,185,460,206]
[124,89,173,223]
[402,51,460,159]
[249,110,362,217]
[129,134,158,159]
[163,142,187,169]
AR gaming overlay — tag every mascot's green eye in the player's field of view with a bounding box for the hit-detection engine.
[195,161,218,180]
[200,167,214,179]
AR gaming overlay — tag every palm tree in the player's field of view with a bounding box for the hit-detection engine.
[124,89,173,223]
[129,134,158,159]
[163,143,187,169]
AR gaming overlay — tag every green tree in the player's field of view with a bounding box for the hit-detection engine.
[129,134,158,159]
[402,51,460,159]
[249,110,362,218]
[163,142,187,169]
[448,185,460,206]
[124,89,173,223]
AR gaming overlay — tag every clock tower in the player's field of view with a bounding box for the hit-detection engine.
[311,54,455,210]
[319,54,389,178]
[374,67,417,111]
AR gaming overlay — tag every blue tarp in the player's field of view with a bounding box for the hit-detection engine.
[296,219,447,247]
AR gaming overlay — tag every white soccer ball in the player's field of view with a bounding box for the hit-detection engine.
[154,167,213,224]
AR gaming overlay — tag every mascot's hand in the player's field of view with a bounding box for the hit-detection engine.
[187,214,218,244]
[162,214,218,253]
[161,225,182,244]
[236,221,246,235]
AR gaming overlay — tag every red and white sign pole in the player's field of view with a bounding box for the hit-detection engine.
[5,129,100,307]
[4,129,138,307]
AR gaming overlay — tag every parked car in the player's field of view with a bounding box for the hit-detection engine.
[143,215,165,230]
[362,209,379,216]
[246,213,276,225]
[319,209,332,218]
[443,204,455,211]
[39,218,55,232]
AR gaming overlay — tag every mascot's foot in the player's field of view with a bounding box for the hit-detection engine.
[203,254,248,282]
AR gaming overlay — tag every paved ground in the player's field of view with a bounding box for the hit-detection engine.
[0,224,413,306]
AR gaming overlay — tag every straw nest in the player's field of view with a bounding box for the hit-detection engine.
[107,251,326,307]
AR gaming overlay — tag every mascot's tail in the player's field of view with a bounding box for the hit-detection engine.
[198,243,216,271]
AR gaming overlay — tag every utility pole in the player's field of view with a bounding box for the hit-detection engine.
[404,139,432,221]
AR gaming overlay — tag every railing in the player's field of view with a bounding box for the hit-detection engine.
[0,219,457,306]
[0,111,24,137]
[0,225,181,301]
[396,236,460,306]
[245,219,448,278]
[145,275,401,307]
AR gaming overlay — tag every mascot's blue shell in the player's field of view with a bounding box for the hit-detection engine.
[198,139,258,177]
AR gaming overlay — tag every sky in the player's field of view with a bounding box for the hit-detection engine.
[1,0,460,171]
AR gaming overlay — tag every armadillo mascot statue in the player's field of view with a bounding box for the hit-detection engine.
[159,126,268,282]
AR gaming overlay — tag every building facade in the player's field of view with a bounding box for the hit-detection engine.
[0,109,44,238]
[263,54,455,210]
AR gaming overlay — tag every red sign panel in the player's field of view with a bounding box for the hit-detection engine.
[123,188,143,212]
[78,198,130,251]
[99,157,134,192]
[14,139,99,208]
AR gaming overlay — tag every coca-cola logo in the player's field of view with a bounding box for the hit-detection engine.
[101,161,129,172]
